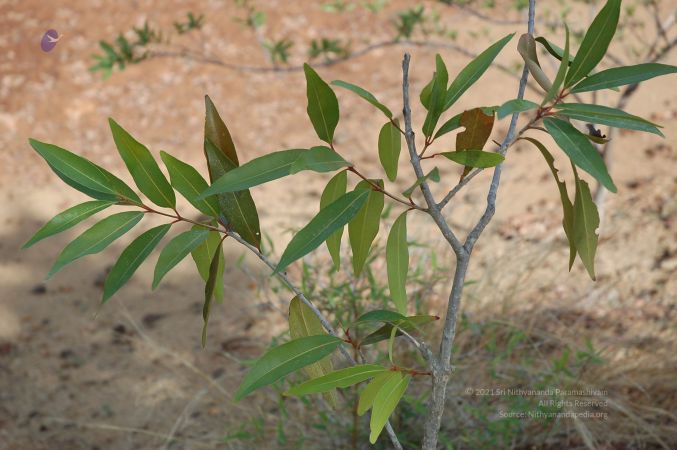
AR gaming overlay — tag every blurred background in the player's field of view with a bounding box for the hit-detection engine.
[0,0,675,448]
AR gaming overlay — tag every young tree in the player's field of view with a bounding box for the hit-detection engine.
[24,0,675,447]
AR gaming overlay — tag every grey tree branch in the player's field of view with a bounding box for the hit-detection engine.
[401,55,466,257]
[417,1,537,448]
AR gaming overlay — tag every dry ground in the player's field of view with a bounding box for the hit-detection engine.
[0,0,675,449]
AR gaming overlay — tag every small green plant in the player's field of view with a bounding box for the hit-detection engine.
[26,0,676,448]
[173,12,205,34]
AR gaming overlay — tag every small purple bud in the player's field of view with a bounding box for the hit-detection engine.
[40,29,60,52]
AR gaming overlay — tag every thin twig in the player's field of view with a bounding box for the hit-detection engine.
[401,54,466,257]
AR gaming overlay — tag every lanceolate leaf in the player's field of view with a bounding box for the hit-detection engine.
[496,99,540,120]
[522,137,576,269]
[573,176,600,281]
[288,296,337,406]
[201,149,307,196]
[203,139,261,249]
[402,168,440,198]
[331,80,393,118]
[354,310,407,325]
[517,34,552,92]
[191,228,225,303]
[360,315,439,346]
[570,63,677,93]
[23,200,114,249]
[369,373,410,444]
[289,146,350,174]
[160,151,220,218]
[445,33,514,110]
[277,189,370,273]
[422,55,449,137]
[386,212,408,314]
[29,139,141,205]
[554,103,664,137]
[543,24,570,105]
[103,224,171,303]
[49,163,120,202]
[152,229,210,289]
[304,64,340,144]
[433,112,463,140]
[235,335,344,400]
[378,120,401,182]
[441,151,504,168]
[47,211,144,278]
[286,365,387,397]
[205,95,239,165]
[349,180,385,276]
[564,0,621,87]
[543,117,617,193]
[201,238,223,347]
[109,119,176,208]
[357,371,398,416]
[320,171,348,269]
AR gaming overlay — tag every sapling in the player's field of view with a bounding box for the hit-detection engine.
[25,0,676,448]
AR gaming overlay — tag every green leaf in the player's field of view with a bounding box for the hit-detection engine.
[235,335,344,400]
[433,112,463,140]
[23,200,114,249]
[440,151,504,168]
[348,180,384,276]
[378,120,401,182]
[47,211,144,278]
[304,64,340,144]
[496,99,540,120]
[109,119,176,208]
[48,163,120,202]
[320,171,348,269]
[204,95,239,165]
[543,24,569,105]
[286,365,387,397]
[103,224,171,302]
[191,228,225,303]
[554,103,664,137]
[29,139,141,205]
[445,33,514,110]
[202,238,223,347]
[386,212,408,314]
[564,0,621,87]
[522,137,576,269]
[570,63,677,93]
[203,139,261,249]
[573,175,600,280]
[160,151,220,218]
[402,168,440,198]
[357,371,398,416]
[152,229,210,289]
[288,296,337,406]
[360,315,439,346]
[543,117,616,193]
[289,146,350,174]
[331,80,392,118]
[200,149,307,197]
[423,55,449,137]
[369,373,410,444]
[277,189,370,273]
[420,78,434,110]
[354,309,407,325]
